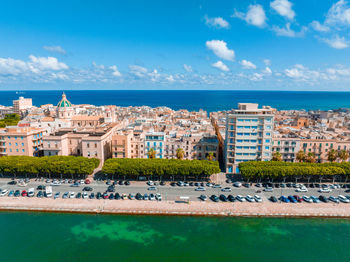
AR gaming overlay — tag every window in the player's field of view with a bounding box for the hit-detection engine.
[265,139,270,143]
[22,149,24,152]
[15,143,18,146]
[95,143,97,148]
[87,143,90,148]
[21,143,24,146]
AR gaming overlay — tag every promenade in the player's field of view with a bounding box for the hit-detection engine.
[1,197,350,218]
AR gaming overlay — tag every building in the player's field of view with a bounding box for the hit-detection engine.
[224,103,275,174]
[13,97,32,115]
[145,132,165,158]
[57,93,74,120]
[0,126,46,157]
[111,132,133,158]
[272,137,301,162]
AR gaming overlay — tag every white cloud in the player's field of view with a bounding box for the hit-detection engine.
[206,40,235,61]
[325,0,350,27]
[272,23,306,37]
[43,45,66,55]
[263,67,272,74]
[270,0,295,20]
[29,55,68,71]
[310,21,330,32]
[204,15,230,29]
[323,35,348,49]
[263,59,271,66]
[240,59,257,69]
[109,65,122,77]
[183,64,193,72]
[212,61,229,72]
[285,67,304,78]
[129,65,148,78]
[0,58,28,75]
[166,75,175,82]
[232,4,267,27]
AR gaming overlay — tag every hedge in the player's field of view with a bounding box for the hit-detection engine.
[102,158,220,177]
[238,161,350,179]
[0,156,100,177]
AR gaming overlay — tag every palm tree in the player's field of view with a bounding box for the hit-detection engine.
[206,152,214,161]
[147,148,156,159]
[338,150,349,162]
[327,149,338,162]
[296,150,306,162]
[272,151,282,161]
[305,152,316,163]
[176,148,185,160]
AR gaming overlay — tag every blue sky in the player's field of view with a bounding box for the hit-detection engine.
[1,0,350,90]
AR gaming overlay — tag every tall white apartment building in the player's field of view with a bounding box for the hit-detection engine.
[13,97,32,115]
[225,103,275,174]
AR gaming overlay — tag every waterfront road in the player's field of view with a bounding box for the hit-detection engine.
[0,179,348,202]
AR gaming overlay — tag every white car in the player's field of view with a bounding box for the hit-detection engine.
[27,188,35,197]
[263,187,273,192]
[195,187,206,191]
[147,181,154,186]
[302,195,312,203]
[221,187,232,192]
[318,188,331,193]
[69,192,75,198]
[338,195,350,203]
[51,181,61,186]
[82,192,88,199]
[296,187,308,192]
[236,195,245,202]
[246,195,255,202]
[155,193,162,201]
[0,189,8,197]
[254,195,263,202]
[233,182,242,188]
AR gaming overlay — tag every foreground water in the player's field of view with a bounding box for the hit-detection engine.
[2,90,350,111]
[1,212,350,261]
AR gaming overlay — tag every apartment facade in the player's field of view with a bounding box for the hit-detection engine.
[272,137,301,162]
[225,103,275,174]
[145,132,165,159]
[0,126,46,157]
[13,97,32,115]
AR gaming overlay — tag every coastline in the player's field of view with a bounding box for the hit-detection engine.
[2,198,350,218]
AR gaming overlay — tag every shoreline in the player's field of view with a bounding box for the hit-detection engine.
[1,198,350,219]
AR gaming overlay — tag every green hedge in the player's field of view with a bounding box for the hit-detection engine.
[102,158,220,177]
[0,114,20,128]
[238,161,350,179]
[0,156,100,177]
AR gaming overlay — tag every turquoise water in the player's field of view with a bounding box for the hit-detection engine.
[2,90,350,111]
[1,212,350,261]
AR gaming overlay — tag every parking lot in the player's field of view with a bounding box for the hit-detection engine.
[0,178,350,203]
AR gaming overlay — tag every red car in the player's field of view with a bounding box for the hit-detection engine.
[103,192,109,199]
[85,179,91,184]
[21,190,27,197]
[293,195,303,203]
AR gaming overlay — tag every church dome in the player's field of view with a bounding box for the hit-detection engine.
[57,92,72,108]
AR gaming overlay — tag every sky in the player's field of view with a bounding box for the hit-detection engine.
[2,0,350,90]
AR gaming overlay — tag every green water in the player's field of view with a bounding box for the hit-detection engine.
[1,212,350,261]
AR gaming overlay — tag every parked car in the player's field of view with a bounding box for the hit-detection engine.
[319,195,329,203]
[69,192,75,198]
[21,190,27,197]
[288,195,297,203]
[155,193,162,201]
[0,189,8,197]
[233,182,242,188]
[148,186,157,191]
[219,194,228,202]
[89,193,95,199]
[8,181,17,185]
[302,195,312,203]
[114,193,121,200]
[62,192,69,199]
[212,184,222,188]
[296,187,308,192]
[280,196,290,203]
[269,196,278,202]
[263,187,273,192]
[329,196,339,203]
[83,186,93,191]
[245,195,255,202]
[85,179,91,184]
[338,195,350,203]
[221,187,232,192]
[236,195,245,202]
[54,192,60,199]
[14,190,20,197]
[228,195,236,202]
[199,194,207,201]
[310,196,320,203]
[210,195,219,202]
[318,188,331,193]
[254,195,262,202]
[195,187,206,191]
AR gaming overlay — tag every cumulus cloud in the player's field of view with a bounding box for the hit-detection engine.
[310,21,330,32]
[43,45,66,55]
[264,59,271,66]
[129,65,148,78]
[206,40,235,61]
[263,67,272,74]
[272,23,307,37]
[29,55,68,71]
[240,60,257,69]
[183,64,193,72]
[204,15,230,29]
[109,65,122,77]
[232,4,267,27]
[325,0,350,27]
[270,0,295,20]
[212,61,229,72]
[323,35,348,49]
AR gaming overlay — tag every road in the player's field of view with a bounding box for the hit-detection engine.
[0,178,348,202]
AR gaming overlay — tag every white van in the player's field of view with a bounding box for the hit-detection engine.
[45,186,53,198]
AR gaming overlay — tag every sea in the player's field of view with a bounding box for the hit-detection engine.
[0,212,349,261]
[1,90,350,111]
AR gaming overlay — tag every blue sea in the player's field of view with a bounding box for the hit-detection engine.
[1,90,350,112]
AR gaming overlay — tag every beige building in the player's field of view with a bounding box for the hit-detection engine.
[0,126,46,157]
[13,97,32,115]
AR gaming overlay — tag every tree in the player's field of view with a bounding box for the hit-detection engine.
[176,148,185,160]
[305,152,316,163]
[296,150,306,162]
[327,149,338,162]
[147,148,156,159]
[338,150,349,162]
[206,152,214,161]
[272,151,282,161]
